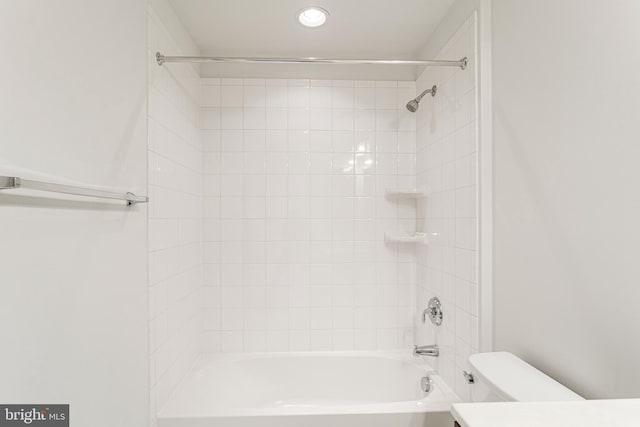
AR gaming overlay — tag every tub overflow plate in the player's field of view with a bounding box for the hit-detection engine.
[420,376,432,393]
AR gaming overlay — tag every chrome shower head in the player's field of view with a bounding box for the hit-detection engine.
[406,85,437,112]
[406,99,419,112]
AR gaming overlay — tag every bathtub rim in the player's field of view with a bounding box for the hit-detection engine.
[158,350,460,419]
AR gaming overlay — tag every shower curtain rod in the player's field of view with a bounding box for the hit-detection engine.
[156,52,468,69]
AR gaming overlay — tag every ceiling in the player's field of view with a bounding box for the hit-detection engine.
[167,0,456,80]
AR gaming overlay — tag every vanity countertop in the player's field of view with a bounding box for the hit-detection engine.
[452,398,640,427]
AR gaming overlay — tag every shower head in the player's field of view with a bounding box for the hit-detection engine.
[406,85,437,112]
[406,99,420,113]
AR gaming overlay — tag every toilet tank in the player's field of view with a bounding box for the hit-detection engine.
[468,352,584,402]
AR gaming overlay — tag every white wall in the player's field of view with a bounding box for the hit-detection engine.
[415,15,479,401]
[493,0,640,398]
[0,1,148,426]
[147,3,203,424]
[200,78,418,352]
[417,0,480,62]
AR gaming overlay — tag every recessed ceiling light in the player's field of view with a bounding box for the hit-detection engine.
[297,7,329,28]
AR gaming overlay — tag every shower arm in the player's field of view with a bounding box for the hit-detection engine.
[415,85,438,102]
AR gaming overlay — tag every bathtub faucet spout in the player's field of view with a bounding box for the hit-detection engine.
[413,344,439,357]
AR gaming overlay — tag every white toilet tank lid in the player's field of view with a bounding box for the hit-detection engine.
[469,352,584,402]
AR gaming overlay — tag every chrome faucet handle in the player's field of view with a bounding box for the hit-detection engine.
[422,297,443,326]
[421,306,436,323]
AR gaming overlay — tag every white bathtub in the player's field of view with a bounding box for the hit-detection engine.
[157,351,459,427]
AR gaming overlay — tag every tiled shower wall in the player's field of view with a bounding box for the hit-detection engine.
[414,15,479,400]
[200,78,419,353]
[147,6,202,424]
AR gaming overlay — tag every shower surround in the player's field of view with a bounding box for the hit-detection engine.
[147,5,203,423]
[147,1,481,423]
[415,16,479,401]
[201,78,419,353]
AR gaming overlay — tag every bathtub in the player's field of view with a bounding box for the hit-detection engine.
[157,351,459,427]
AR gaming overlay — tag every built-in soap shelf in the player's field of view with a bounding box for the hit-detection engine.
[384,231,428,244]
[384,188,428,245]
[384,188,427,198]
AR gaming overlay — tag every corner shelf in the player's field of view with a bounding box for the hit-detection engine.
[384,188,427,198]
[384,232,428,244]
[383,187,428,245]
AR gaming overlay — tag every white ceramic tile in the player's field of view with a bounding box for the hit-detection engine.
[376,110,398,131]
[220,130,243,152]
[149,23,204,418]
[332,131,354,152]
[243,332,267,352]
[332,109,354,130]
[355,110,376,131]
[354,329,377,350]
[288,109,310,130]
[200,109,220,130]
[221,85,243,107]
[200,77,427,356]
[201,85,221,107]
[310,87,332,108]
[244,78,266,86]
[414,16,480,396]
[355,87,375,109]
[309,130,332,152]
[310,330,332,351]
[221,108,243,129]
[244,309,266,331]
[288,330,310,351]
[288,87,309,107]
[266,86,288,107]
[376,87,397,109]
[220,331,243,352]
[266,109,288,130]
[245,175,266,196]
[244,85,266,108]
[288,130,310,151]
[310,109,332,130]
[266,331,288,351]
[332,87,354,109]
[243,152,265,174]
[244,108,266,130]
[221,78,244,86]
[266,308,289,330]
